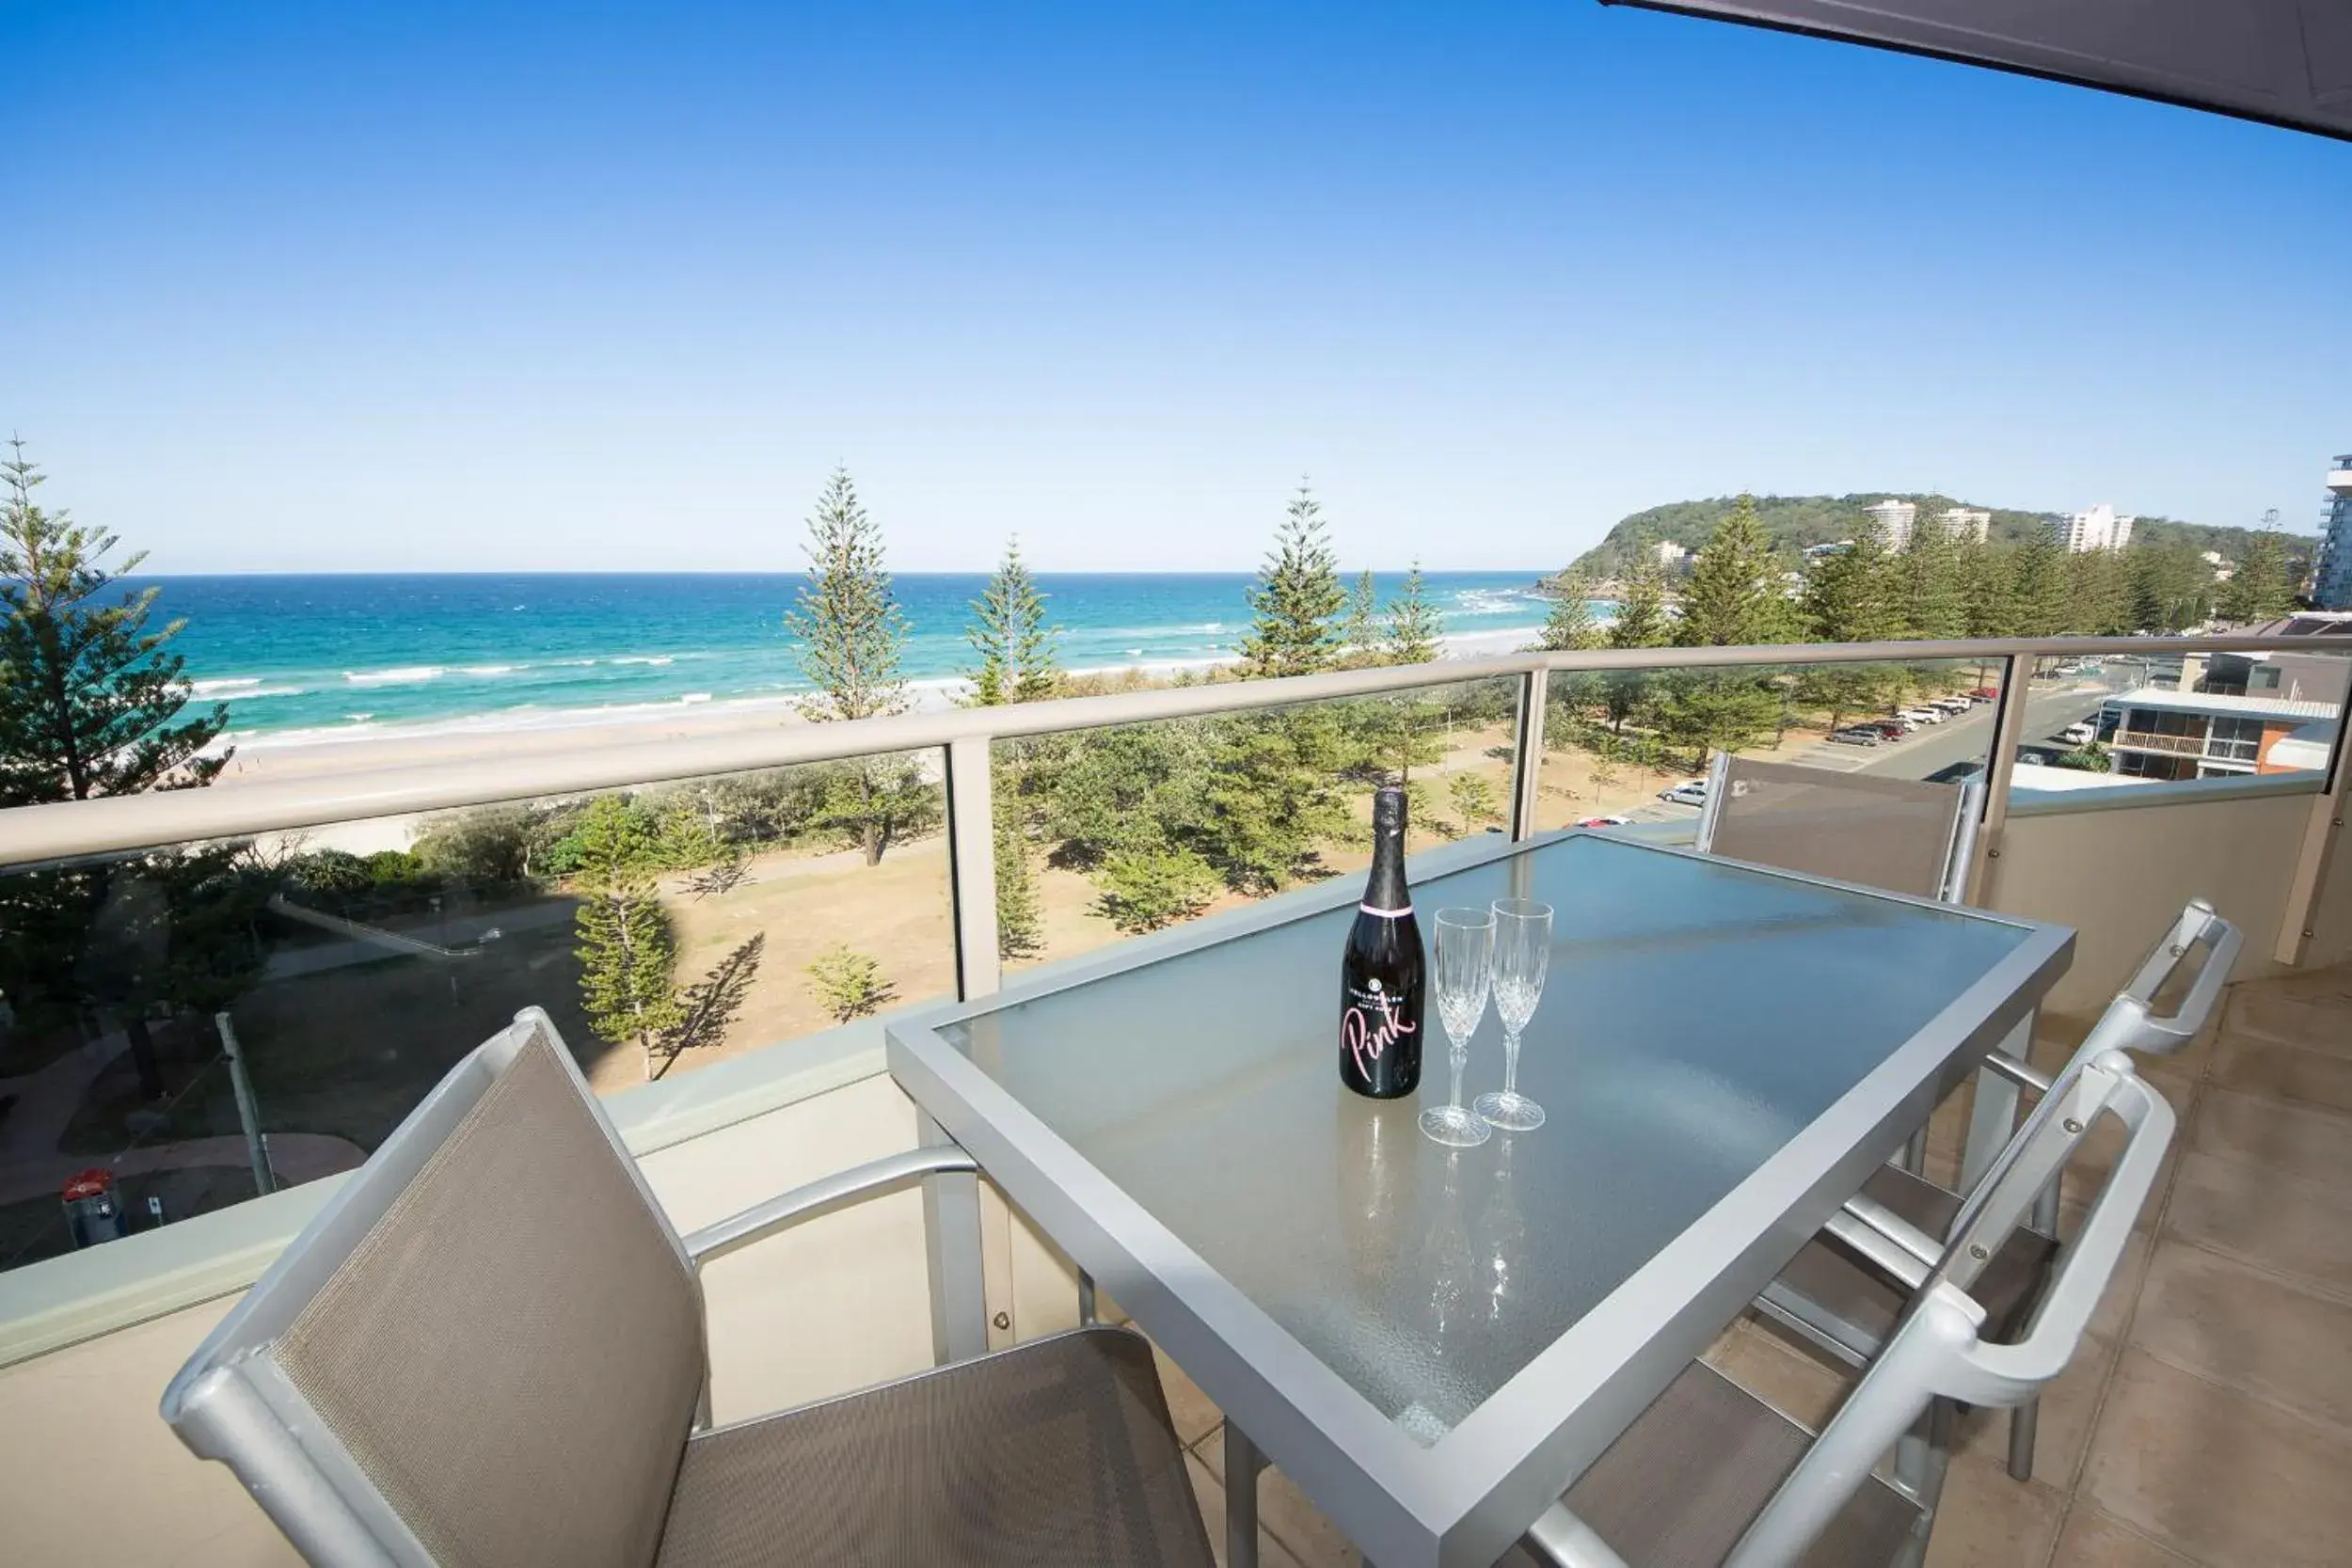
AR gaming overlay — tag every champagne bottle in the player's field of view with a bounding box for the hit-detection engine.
[1340,785,1424,1097]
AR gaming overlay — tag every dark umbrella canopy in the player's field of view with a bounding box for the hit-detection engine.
[1603,0,2352,142]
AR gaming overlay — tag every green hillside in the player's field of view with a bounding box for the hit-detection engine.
[1562,493,2314,579]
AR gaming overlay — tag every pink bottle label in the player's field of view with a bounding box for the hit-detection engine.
[1342,981,1417,1078]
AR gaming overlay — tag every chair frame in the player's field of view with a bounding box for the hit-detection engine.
[161,1008,995,1568]
[1753,901,2240,1484]
[1524,1042,2177,1568]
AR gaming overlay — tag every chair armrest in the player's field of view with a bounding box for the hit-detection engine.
[1524,1501,1635,1568]
[1825,1197,1939,1292]
[1949,1057,2175,1407]
[1980,1053,2053,1095]
[2100,901,2243,1057]
[682,1145,980,1267]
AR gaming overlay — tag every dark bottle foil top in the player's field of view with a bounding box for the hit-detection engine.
[1372,784,1407,837]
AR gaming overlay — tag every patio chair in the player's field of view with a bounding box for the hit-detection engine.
[159,1008,1215,1568]
[1694,754,1980,906]
[1512,1014,2178,1567]
[1756,901,2240,1485]
[1696,754,1979,1174]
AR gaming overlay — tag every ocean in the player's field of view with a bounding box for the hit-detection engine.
[138,572,1564,746]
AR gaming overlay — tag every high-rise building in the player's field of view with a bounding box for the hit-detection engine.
[2056,503,2136,552]
[1864,499,1916,550]
[2316,453,2352,610]
[1937,507,1992,543]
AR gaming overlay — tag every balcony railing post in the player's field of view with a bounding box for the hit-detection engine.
[1510,666,1549,842]
[1966,652,2034,906]
[946,736,1001,1002]
[2274,681,2352,966]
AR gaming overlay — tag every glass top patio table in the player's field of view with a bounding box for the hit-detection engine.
[886,831,2072,1567]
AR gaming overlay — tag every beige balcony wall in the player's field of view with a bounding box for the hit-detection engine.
[2306,805,2352,969]
[0,1067,941,1567]
[1985,789,2311,1019]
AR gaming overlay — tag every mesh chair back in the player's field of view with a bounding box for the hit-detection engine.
[1699,755,1973,902]
[164,1010,705,1568]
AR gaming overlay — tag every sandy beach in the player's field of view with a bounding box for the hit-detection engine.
[214,626,1548,858]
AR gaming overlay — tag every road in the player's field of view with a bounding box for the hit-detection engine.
[1621,677,2121,826]
[1826,682,2114,782]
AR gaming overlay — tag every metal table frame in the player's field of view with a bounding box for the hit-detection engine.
[886,830,2073,1568]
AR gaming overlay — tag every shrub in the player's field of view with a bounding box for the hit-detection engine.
[806,943,898,1023]
[1092,847,1220,935]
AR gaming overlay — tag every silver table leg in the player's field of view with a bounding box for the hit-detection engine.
[1226,1422,1266,1568]
[1959,1013,2035,1195]
[918,1114,990,1364]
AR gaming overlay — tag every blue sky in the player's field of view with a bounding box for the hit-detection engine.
[9,1,2348,573]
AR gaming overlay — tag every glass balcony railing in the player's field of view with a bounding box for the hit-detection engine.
[0,629,2346,1278]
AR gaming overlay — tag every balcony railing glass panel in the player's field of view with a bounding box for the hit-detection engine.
[0,750,953,1275]
[2039,651,2345,793]
[1533,654,2010,835]
[989,675,1523,970]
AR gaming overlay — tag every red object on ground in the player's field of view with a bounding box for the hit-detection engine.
[61,1169,114,1201]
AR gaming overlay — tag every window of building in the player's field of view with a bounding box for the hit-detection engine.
[2209,715,2264,761]
[2118,751,2198,781]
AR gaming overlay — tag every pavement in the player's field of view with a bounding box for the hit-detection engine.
[0,1029,365,1208]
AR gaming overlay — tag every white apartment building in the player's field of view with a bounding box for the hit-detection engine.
[1863,498,1915,549]
[1652,540,1689,568]
[1938,507,1991,542]
[2057,503,2136,552]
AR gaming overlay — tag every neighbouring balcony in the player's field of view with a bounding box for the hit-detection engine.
[2111,731,2204,758]
[3,632,2351,1568]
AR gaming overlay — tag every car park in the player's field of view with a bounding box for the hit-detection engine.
[1658,780,1709,808]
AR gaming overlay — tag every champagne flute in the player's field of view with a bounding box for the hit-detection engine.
[1474,898,1551,1132]
[1420,908,1494,1148]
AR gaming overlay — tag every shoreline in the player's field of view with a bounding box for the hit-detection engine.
[207,622,1549,787]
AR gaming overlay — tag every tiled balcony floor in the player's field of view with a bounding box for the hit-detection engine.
[1152,962,2352,1568]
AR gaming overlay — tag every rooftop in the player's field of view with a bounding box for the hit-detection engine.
[2103,686,2342,722]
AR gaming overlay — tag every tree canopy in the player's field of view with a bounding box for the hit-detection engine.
[1238,485,1346,678]
[963,537,1059,705]
[0,439,229,804]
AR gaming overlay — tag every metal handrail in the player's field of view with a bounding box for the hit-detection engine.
[0,627,2344,995]
[0,629,2329,866]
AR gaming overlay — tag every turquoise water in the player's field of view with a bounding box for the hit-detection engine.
[139,572,1562,744]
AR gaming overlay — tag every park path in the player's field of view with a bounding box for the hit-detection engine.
[0,1031,364,1208]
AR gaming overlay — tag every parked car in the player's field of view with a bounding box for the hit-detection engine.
[1575,815,1631,828]
[1969,686,2000,700]
[1879,714,1922,734]
[1899,707,1946,725]
[1864,719,1910,739]
[2059,721,2096,746]
[1828,727,1883,747]
[1931,697,1973,714]
[1658,780,1709,808]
